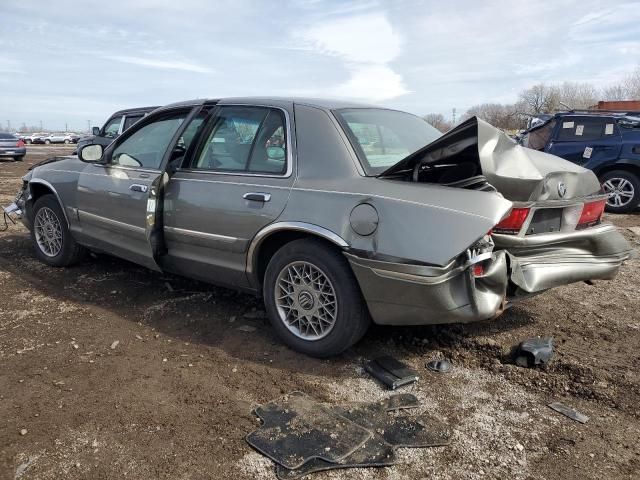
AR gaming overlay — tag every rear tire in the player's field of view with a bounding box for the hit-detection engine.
[30,194,85,267]
[263,238,370,357]
[26,139,32,144]
[601,170,640,213]
[14,156,24,161]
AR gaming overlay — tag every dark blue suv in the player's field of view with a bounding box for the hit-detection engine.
[520,111,640,213]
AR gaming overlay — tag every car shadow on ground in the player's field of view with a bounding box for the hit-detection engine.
[0,230,544,376]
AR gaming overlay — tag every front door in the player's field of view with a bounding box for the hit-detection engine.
[161,104,295,288]
[76,108,196,270]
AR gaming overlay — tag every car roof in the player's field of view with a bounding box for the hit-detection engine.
[156,97,385,113]
[112,106,161,116]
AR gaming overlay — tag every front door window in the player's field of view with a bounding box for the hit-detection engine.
[111,113,188,169]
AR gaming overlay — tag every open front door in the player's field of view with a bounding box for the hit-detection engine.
[76,106,205,271]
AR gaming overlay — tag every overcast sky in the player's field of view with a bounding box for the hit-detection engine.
[1,0,639,131]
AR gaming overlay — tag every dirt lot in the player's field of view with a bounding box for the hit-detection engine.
[1,146,639,480]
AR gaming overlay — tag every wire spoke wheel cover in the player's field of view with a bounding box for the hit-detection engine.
[34,206,63,257]
[603,178,635,208]
[275,261,338,341]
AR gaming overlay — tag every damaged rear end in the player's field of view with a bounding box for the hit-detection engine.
[355,117,633,325]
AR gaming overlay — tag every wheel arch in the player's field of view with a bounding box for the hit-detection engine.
[28,180,70,225]
[247,222,349,291]
[595,161,640,179]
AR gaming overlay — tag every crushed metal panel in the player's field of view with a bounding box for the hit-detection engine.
[379,116,602,202]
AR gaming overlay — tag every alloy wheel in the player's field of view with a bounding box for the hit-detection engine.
[34,207,63,257]
[603,177,635,208]
[274,261,337,341]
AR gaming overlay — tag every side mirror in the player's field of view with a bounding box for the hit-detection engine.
[79,144,104,163]
[92,126,100,135]
[266,145,286,160]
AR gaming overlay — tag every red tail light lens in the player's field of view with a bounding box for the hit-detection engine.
[17,140,25,147]
[577,199,605,229]
[493,208,530,234]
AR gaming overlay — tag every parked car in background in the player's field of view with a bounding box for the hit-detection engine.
[0,132,26,161]
[74,106,158,154]
[24,132,47,144]
[43,132,81,144]
[12,98,632,357]
[520,110,640,213]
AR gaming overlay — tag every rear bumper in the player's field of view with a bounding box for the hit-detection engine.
[347,224,633,326]
[0,147,26,157]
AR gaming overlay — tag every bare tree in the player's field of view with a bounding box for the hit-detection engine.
[601,65,640,100]
[518,84,560,114]
[422,113,452,132]
[462,103,526,130]
[557,82,599,109]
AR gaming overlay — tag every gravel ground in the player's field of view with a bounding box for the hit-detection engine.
[1,146,639,480]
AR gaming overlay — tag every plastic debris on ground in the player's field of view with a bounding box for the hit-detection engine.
[426,358,453,373]
[548,402,590,424]
[246,392,451,479]
[514,337,554,367]
[364,355,418,389]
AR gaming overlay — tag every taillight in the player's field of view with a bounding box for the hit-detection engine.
[493,208,530,234]
[576,199,606,230]
[17,140,25,147]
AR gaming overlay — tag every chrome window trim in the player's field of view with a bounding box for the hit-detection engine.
[185,104,294,179]
[171,177,290,189]
[92,164,162,175]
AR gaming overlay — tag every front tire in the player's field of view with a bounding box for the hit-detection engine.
[44,139,51,145]
[30,194,85,267]
[14,156,24,161]
[263,238,370,357]
[601,170,640,213]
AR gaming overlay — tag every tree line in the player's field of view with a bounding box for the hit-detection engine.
[424,65,640,132]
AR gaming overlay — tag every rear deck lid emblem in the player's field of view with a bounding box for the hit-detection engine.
[557,182,567,198]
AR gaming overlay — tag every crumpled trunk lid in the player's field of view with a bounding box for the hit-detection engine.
[379,116,602,202]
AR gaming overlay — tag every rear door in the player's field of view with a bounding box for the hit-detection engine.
[547,116,622,166]
[75,107,200,270]
[161,104,294,288]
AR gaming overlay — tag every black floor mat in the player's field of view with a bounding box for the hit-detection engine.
[245,391,372,470]
[257,393,451,480]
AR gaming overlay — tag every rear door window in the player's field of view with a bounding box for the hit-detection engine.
[192,106,287,174]
[556,118,609,141]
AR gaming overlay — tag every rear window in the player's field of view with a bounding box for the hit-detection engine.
[334,108,442,175]
[0,133,16,139]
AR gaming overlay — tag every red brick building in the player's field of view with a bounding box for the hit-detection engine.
[592,100,640,110]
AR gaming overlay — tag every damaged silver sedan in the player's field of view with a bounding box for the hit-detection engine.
[11,98,633,356]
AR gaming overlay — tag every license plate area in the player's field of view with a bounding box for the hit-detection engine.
[526,208,562,235]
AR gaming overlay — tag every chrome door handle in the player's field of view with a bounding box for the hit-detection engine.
[130,184,148,193]
[243,192,271,202]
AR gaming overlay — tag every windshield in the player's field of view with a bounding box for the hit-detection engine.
[334,108,442,175]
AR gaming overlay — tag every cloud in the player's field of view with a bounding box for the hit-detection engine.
[300,12,401,64]
[294,11,407,102]
[329,64,409,102]
[103,55,213,74]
